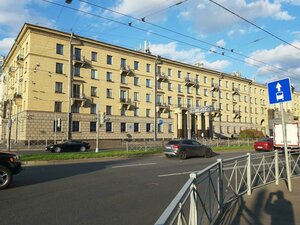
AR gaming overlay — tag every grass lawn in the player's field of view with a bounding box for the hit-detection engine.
[20,145,254,162]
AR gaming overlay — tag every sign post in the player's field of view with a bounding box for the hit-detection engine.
[267,77,292,192]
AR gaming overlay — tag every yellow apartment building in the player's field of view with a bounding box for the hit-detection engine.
[0,23,299,143]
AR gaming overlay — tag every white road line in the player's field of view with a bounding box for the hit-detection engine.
[112,162,157,169]
[158,171,199,177]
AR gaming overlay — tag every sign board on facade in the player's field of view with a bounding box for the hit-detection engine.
[189,105,214,114]
[267,78,292,104]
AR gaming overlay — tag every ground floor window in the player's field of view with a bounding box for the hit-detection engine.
[146,123,151,132]
[121,122,126,132]
[106,122,112,132]
[72,121,80,132]
[134,123,139,132]
[90,121,96,132]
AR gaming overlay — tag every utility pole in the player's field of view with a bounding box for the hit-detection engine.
[67,33,73,141]
[154,55,162,141]
[95,105,100,152]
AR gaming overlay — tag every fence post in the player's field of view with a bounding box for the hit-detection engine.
[126,141,129,153]
[217,159,224,214]
[275,150,279,185]
[247,153,252,195]
[28,139,30,150]
[227,138,229,147]
[144,139,147,152]
[188,173,198,225]
[46,139,48,147]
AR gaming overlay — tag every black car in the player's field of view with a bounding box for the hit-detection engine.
[164,139,213,160]
[0,152,22,190]
[46,140,90,153]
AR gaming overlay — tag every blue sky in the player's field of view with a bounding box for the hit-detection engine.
[1,0,300,89]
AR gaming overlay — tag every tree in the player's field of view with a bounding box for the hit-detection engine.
[240,129,264,138]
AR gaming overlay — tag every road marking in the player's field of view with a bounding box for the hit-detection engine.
[158,171,199,177]
[112,162,157,168]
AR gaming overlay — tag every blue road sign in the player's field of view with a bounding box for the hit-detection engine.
[158,119,163,125]
[267,78,292,104]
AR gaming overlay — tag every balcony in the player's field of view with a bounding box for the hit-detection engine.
[211,83,220,92]
[211,108,221,117]
[157,72,168,82]
[16,53,24,63]
[71,93,87,106]
[120,65,135,76]
[156,102,170,113]
[232,87,240,95]
[233,110,241,119]
[73,55,91,67]
[185,77,198,87]
[13,93,22,105]
[120,98,135,110]
[8,67,17,77]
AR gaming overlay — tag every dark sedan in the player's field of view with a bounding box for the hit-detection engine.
[46,140,90,153]
[164,139,213,160]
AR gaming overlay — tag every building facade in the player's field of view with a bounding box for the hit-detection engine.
[0,24,299,143]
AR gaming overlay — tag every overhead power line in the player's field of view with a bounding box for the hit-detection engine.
[41,0,298,79]
[208,0,300,52]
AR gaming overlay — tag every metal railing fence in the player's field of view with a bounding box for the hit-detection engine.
[155,150,300,225]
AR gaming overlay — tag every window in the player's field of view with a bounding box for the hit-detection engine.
[134,77,139,86]
[74,48,81,60]
[106,106,112,115]
[90,122,96,132]
[90,104,96,114]
[56,63,63,74]
[134,92,139,101]
[146,63,151,72]
[157,81,162,89]
[196,100,200,107]
[73,65,81,77]
[121,75,126,84]
[56,44,63,55]
[54,101,62,112]
[178,70,182,78]
[204,89,208,96]
[168,83,173,91]
[168,68,172,76]
[146,94,151,102]
[106,89,112,98]
[106,71,112,81]
[72,121,80,132]
[106,122,112,132]
[72,103,80,113]
[121,107,126,116]
[121,123,126,132]
[91,51,97,61]
[178,84,182,93]
[146,123,151,132]
[72,84,81,98]
[204,76,207,83]
[186,72,190,79]
[120,90,126,99]
[107,55,113,65]
[121,58,126,68]
[55,82,63,93]
[134,108,138,116]
[91,87,97,96]
[146,109,150,117]
[53,119,62,132]
[196,87,200,95]
[168,96,172,105]
[187,98,192,108]
[91,69,98,79]
[187,86,191,94]
[158,123,162,133]
[146,79,151,87]
[134,123,139,132]
[134,61,139,70]
[178,97,182,107]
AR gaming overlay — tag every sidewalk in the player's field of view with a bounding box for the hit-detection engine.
[218,177,300,225]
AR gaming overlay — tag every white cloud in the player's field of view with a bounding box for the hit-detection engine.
[278,0,300,6]
[0,37,15,55]
[150,42,231,71]
[179,0,294,34]
[246,41,300,86]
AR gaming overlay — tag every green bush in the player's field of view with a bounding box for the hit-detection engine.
[239,129,264,138]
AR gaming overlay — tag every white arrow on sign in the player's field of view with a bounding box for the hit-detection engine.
[276,82,282,92]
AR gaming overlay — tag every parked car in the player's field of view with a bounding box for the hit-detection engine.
[46,140,90,153]
[0,152,22,190]
[164,139,213,159]
[254,138,274,151]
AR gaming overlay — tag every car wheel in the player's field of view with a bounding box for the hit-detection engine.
[54,147,61,153]
[0,165,12,190]
[80,146,86,152]
[165,154,172,158]
[205,148,212,158]
[179,151,187,160]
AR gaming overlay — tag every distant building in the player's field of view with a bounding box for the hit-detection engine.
[0,23,299,144]
[0,55,5,141]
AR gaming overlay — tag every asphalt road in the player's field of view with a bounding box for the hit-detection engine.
[0,151,253,225]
